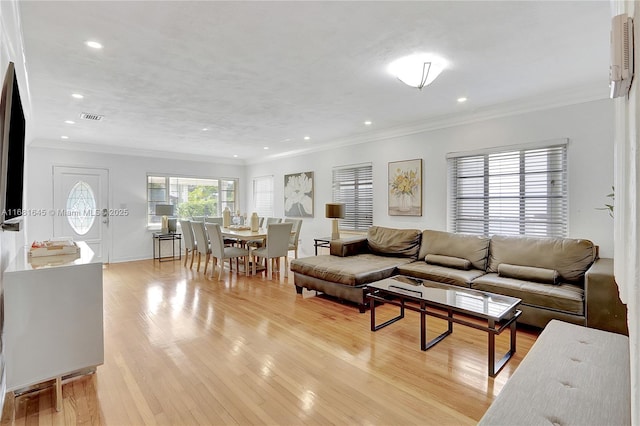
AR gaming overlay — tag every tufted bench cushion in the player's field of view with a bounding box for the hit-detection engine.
[478,320,630,425]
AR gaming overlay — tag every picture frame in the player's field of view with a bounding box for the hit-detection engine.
[388,159,422,216]
[284,171,314,217]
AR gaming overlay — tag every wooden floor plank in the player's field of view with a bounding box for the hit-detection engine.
[2,259,539,425]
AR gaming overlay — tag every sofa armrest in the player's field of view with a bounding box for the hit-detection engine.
[330,237,368,257]
[585,258,628,335]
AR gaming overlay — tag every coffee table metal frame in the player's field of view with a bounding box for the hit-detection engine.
[367,276,522,377]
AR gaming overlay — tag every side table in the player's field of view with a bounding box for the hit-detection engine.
[313,237,331,255]
[153,232,182,262]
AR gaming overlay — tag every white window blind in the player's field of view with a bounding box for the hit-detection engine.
[253,175,274,218]
[448,142,567,238]
[332,163,373,232]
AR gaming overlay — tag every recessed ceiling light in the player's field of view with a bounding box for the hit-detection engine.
[64,120,75,124]
[61,136,69,139]
[71,93,84,99]
[304,136,310,140]
[364,121,372,126]
[202,127,209,131]
[263,146,269,150]
[457,97,468,103]
[233,154,238,158]
[85,41,103,49]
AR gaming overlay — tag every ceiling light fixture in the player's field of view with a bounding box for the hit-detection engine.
[233,154,238,158]
[71,93,84,99]
[264,146,269,150]
[61,136,69,139]
[202,127,209,131]
[304,136,310,140]
[64,120,75,124]
[457,97,468,103]
[85,41,103,49]
[388,53,447,90]
[364,121,372,126]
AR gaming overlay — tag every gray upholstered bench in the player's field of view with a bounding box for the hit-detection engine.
[478,320,630,425]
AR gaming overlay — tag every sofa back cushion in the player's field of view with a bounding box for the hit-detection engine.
[488,235,597,283]
[419,230,490,271]
[367,226,422,259]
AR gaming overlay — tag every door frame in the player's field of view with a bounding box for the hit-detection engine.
[52,165,112,263]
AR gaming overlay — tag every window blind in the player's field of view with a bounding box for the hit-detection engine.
[448,143,567,238]
[253,175,274,218]
[332,163,373,231]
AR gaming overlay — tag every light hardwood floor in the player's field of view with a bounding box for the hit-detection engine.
[1,258,538,425]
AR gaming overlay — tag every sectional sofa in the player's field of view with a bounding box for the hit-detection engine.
[290,226,628,334]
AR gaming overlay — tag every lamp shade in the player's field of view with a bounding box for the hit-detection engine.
[155,204,174,216]
[325,203,345,219]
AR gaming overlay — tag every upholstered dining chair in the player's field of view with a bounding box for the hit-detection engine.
[191,220,212,274]
[251,222,293,279]
[205,223,249,279]
[179,220,197,268]
[284,218,302,259]
[205,217,223,225]
[247,217,280,249]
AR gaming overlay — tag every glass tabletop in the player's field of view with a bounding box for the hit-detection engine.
[368,275,521,321]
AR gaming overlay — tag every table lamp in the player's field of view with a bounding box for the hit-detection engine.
[155,204,174,233]
[325,203,345,240]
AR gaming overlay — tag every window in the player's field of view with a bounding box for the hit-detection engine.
[66,180,96,235]
[252,175,274,218]
[448,141,567,238]
[147,175,237,226]
[332,163,373,232]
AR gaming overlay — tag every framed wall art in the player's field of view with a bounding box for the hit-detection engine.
[284,171,314,217]
[388,159,422,216]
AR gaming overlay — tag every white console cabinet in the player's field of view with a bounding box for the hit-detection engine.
[3,241,103,409]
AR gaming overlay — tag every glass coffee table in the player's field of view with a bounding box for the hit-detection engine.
[367,276,522,377]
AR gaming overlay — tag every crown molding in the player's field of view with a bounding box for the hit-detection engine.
[29,82,608,167]
[27,139,245,166]
[248,82,609,165]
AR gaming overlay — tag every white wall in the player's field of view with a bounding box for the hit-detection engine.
[612,1,639,423]
[26,148,244,262]
[0,0,29,415]
[246,99,615,259]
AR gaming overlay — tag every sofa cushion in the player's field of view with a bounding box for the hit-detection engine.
[290,254,413,287]
[498,263,559,284]
[471,273,584,315]
[425,254,472,270]
[367,226,422,259]
[419,230,490,271]
[397,262,484,288]
[488,235,596,283]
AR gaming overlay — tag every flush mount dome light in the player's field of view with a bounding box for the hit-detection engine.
[388,53,447,90]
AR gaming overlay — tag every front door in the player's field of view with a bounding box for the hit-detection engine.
[53,166,110,262]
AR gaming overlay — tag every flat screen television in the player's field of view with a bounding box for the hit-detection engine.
[0,62,25,231]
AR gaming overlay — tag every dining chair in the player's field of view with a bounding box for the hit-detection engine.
[205,223,249,279]
[191,216,206,222]
[205,217,224,225]
[258,217,265,227]
[191,220,212,274]
[179,219,197,268]
[265,217,281,226]
[283,218,302,259]
[251,222,293,279]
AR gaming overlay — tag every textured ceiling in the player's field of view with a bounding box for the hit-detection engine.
[19,1,611,163]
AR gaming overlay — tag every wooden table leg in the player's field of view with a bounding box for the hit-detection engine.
[55,377,62,412]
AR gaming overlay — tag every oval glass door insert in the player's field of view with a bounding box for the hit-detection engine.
[66,180,96,235]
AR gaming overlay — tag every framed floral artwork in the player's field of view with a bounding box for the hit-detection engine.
[388,159,422,216]
[284,171,314,217]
